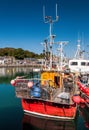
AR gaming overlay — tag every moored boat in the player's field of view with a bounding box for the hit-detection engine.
[10,5,78,121]
[11,69,78,120]
[69,39,89,73]
[68,38,89,109]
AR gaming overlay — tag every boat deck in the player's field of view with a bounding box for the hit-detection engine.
[14,79,78,105]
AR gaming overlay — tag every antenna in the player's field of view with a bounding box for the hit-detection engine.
[43,4,59,23]
[74,40,81,59]
[87,45,89,59]
[81,32,85,57]
[43,4,59,69]
[56,4,59,21]
[43,5,45,22]
[74,34,85,59]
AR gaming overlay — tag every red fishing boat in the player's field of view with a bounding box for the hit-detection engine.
[11,69,78,120]
[11,5,78,121]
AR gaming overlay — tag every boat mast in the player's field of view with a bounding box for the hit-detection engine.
[41,39,48,68]
[43,4,58,69]
[57,41,68,70]
[74,39,84,59]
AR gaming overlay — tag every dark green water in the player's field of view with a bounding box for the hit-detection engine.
[0,67,89,130]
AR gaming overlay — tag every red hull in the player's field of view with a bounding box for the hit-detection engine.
[22,99,77,120]
[77,81,89,107]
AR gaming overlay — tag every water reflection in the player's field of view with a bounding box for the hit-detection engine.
[0,67,38,84]
[22,113,77,130]
[79,105,89,129]
[0,67,32,77]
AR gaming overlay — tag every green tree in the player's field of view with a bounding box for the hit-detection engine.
[0,47,44,59]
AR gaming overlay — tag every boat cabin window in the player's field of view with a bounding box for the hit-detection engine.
[87,62,89,66]
[54,76,60,87]
[81,62,86,66]
[70,62,78,66]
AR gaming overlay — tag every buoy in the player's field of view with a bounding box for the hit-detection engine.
[10,80,16,86]
[80,98,85,103]
[28,81,33,88]
[77,81,85,88]
[86,92,89,96]
[85,88,89,93]
[72,95,81,104]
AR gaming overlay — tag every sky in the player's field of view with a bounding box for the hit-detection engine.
[0,0,89,58]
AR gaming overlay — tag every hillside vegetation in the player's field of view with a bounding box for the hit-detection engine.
[0,47,44,59]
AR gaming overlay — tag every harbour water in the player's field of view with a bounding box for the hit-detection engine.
[0,67,89,130]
